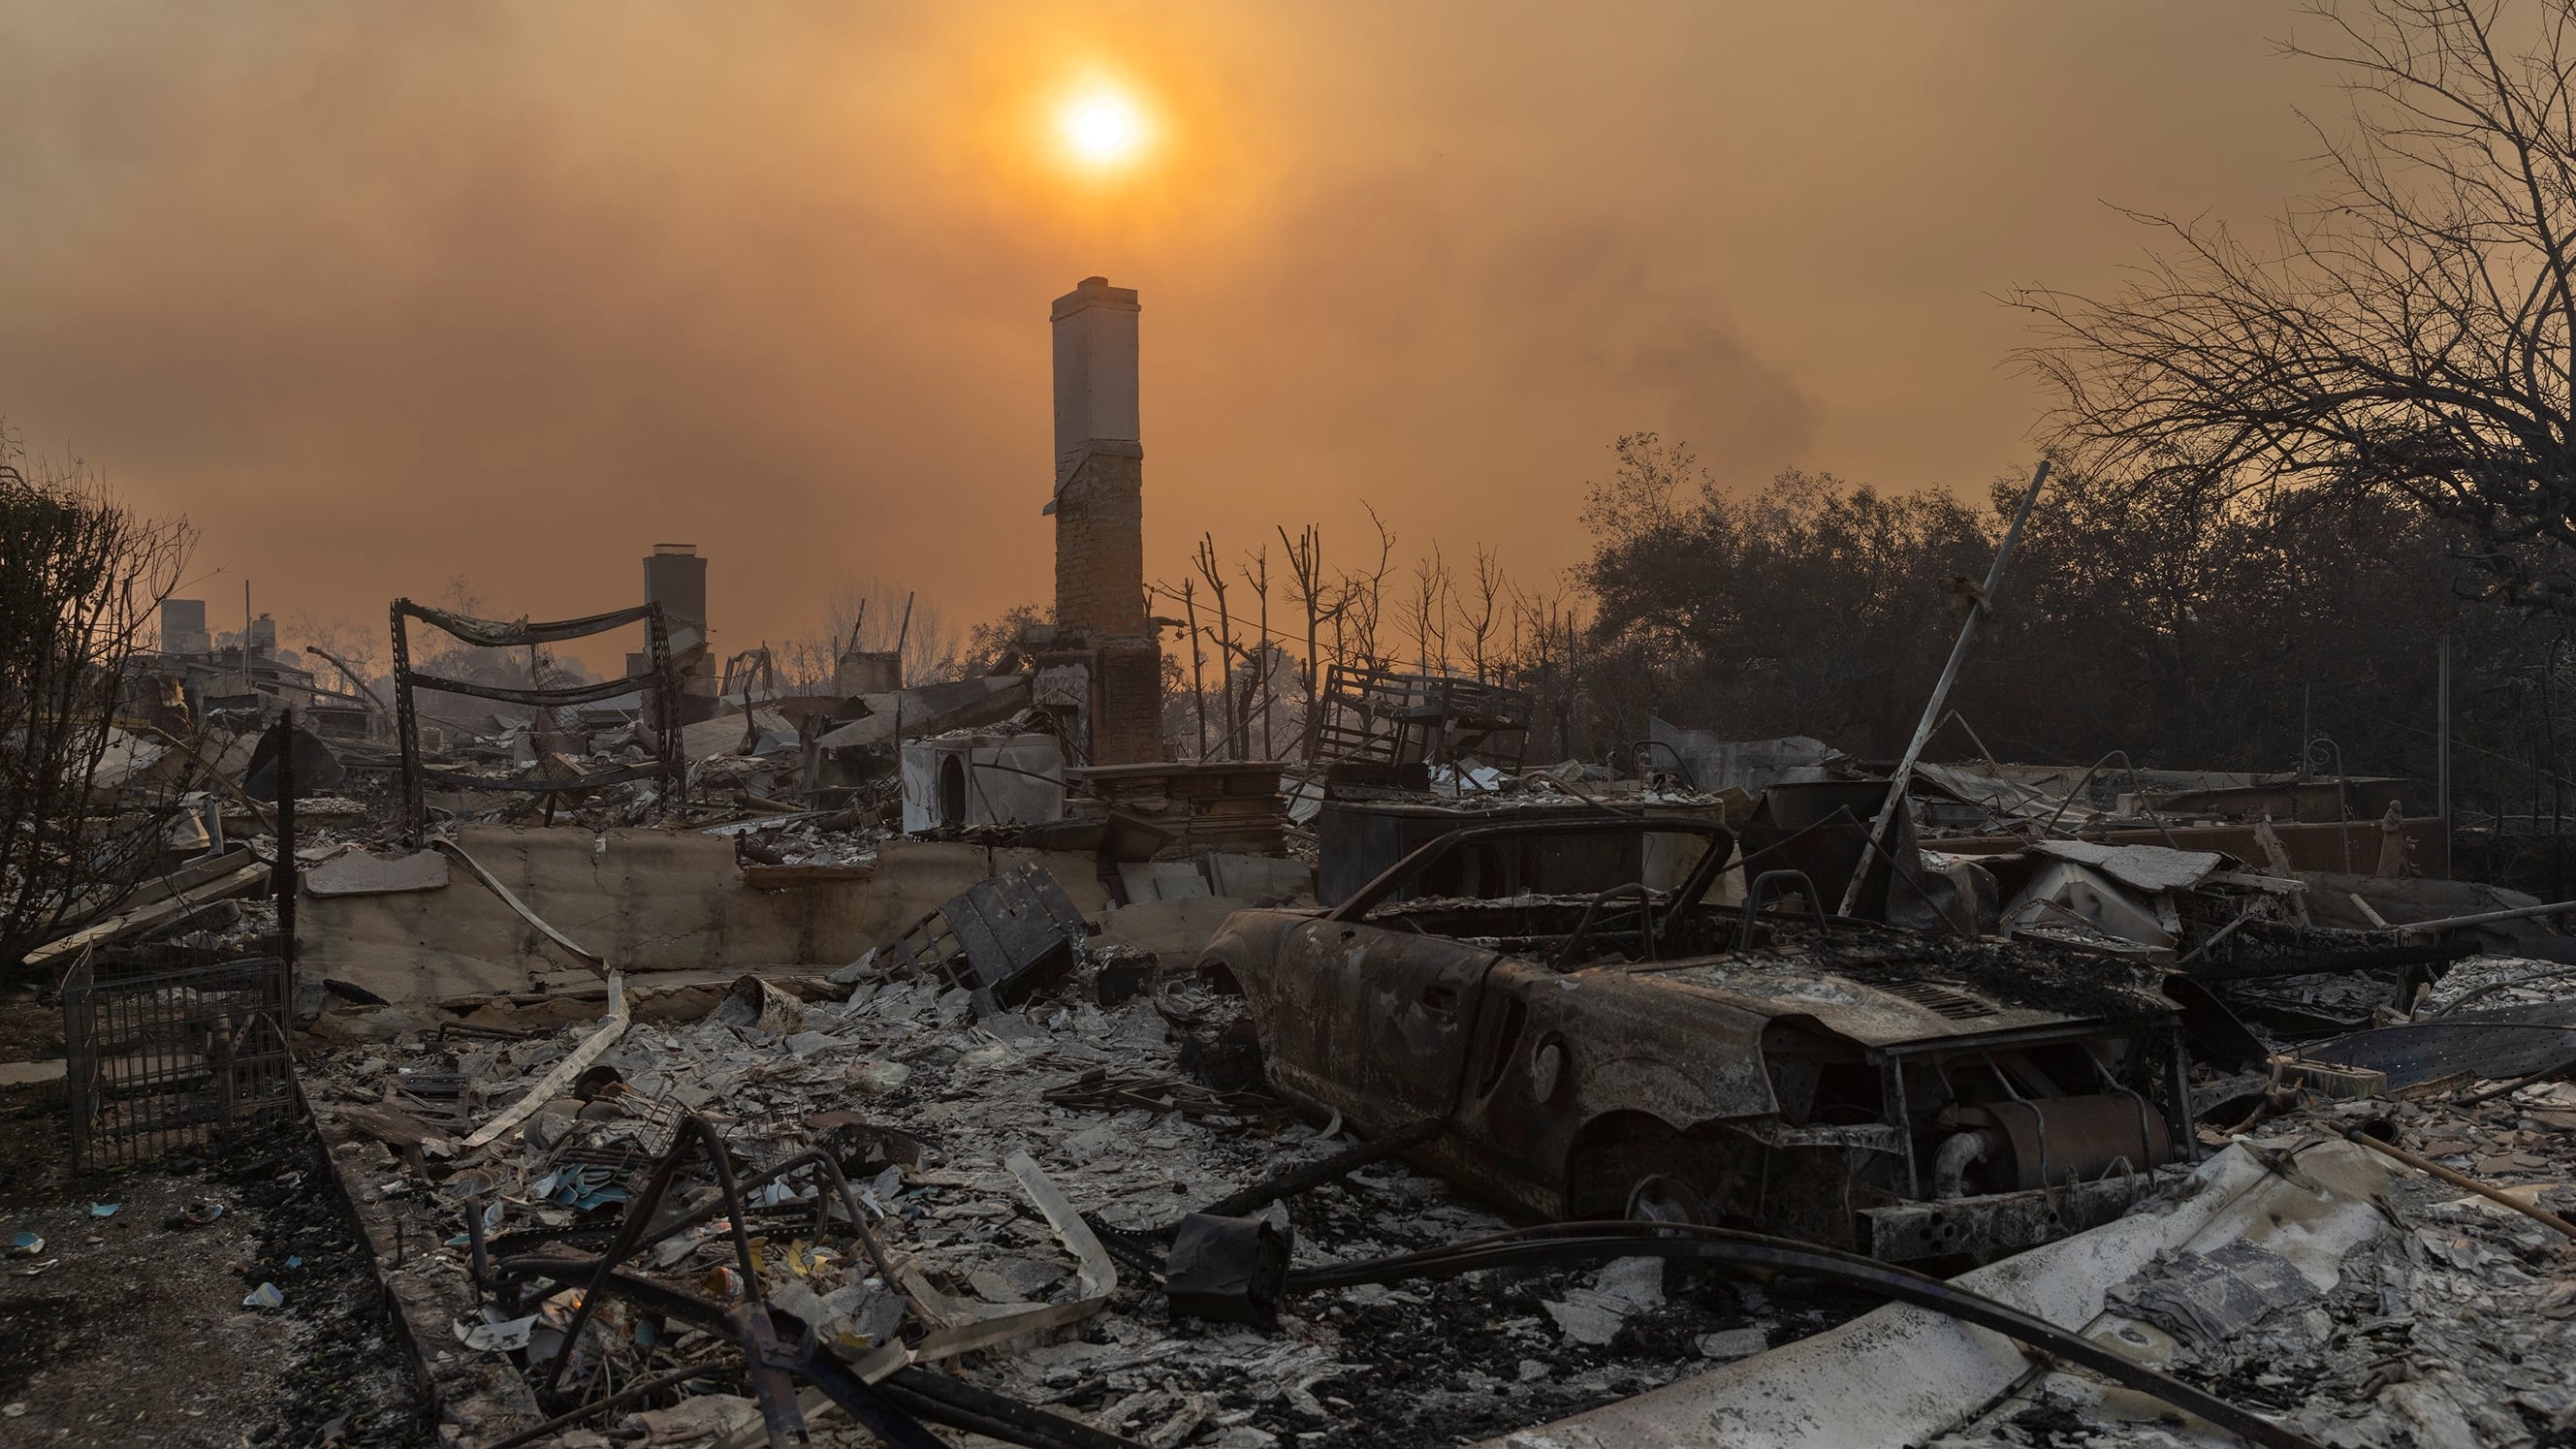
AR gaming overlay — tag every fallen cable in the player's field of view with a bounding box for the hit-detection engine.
[476,1356,732,1449]
[459,972,628,1150]
[432,835,608,970]
[1195,1117,1445,1221]
[1285,1220,2320,1449]
[883,1367,1142,1449]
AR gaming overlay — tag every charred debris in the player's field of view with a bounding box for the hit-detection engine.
[26,620,2576,1448]
[9,281,2573,1449]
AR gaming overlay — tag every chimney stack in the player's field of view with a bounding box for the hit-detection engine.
[643,543,708,637]
[1050,277,1146,637]
[1048,277,1161,762]
[160,598,212,656]
[629,543,716,712]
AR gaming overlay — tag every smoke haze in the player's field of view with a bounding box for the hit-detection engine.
[0,2,2323,670]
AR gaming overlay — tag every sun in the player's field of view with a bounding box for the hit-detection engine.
[1060,89,1145,166]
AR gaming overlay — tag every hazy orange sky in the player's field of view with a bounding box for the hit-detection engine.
[0,2,2335,674]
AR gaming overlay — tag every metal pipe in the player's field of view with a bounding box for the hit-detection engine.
[1630,739,1699,790]
[2453,1053,2576,1107]
[2343,1126,2576,1242]
[274,709,297,996]
[2181,942,2470,982]
[2177,906,2254,963]
[2035,748,2184,849]
[1286,1220,2322,1449]
[1196,1118,1446,1220]
[1931,1131,1989,1200]
[2438,634,2452,880]
[476,1357,734,1449]
[2393,898,2576,933]
[2306,736,2351,874]
[1839,460,2051,917]
[881,1369,1141,1449]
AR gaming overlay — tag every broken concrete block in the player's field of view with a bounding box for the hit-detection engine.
[843,1058,911,1094]
[1696,1326,1768,1360]
[0,1060,65,1089]
[1542,1297,1628,1347]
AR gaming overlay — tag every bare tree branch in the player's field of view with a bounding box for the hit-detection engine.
[2012,0,2576,612]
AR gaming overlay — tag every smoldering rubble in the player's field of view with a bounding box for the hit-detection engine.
[22,624,2576,1449]
[10,275,2573,1449]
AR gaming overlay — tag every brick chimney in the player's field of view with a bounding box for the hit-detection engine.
[1050,277,1146,636]
[1048,277,1161,762]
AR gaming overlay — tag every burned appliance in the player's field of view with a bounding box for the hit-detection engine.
[859,863,1090,1018]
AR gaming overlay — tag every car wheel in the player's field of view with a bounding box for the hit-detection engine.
[1625,1173,1708,1227]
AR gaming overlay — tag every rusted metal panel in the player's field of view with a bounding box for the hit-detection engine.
[1445,961,1778,1218]
[861,863,1089,1018]
[1657,961,2133,1047]
[1929,817,2449,878]
[1255,919,1495,1137]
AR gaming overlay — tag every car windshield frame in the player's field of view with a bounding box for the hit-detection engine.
[1322,815,1738,928]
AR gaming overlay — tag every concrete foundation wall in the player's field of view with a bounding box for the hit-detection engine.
[298,826,1107,1003]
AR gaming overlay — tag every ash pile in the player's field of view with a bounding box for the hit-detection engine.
[45,605,2576,1449]
[302,941,1814,1449]
[295,784,2576,1449]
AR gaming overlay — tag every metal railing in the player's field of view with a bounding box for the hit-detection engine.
[63,947,293,1169]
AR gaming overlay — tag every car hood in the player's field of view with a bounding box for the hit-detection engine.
[1621,956,2172,1048]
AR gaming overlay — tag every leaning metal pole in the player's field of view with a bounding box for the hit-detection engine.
[1836,459,2051,919]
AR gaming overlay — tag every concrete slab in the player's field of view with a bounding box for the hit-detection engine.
[304,849,450,898]
[0,1059,67,1088]
[1095,896,1253,961]
[1204,853,1313,902]
[1118,861,1211,902]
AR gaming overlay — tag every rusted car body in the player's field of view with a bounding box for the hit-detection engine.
[1198,819,2190,1260]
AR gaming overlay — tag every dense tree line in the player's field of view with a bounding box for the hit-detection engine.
[1567,435,2568,835]
[1157,426,2570,851]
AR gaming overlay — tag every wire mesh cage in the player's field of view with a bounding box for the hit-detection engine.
[61,945,295,1170]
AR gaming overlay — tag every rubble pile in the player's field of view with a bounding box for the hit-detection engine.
[305,958,1833,1448]
[23,254,2576,1449]
[26,574,2576,1449]
[706,812,885,869]
[1924,1093,2576,1448]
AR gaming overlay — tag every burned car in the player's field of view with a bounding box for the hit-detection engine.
[1198,818,2190,1260]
